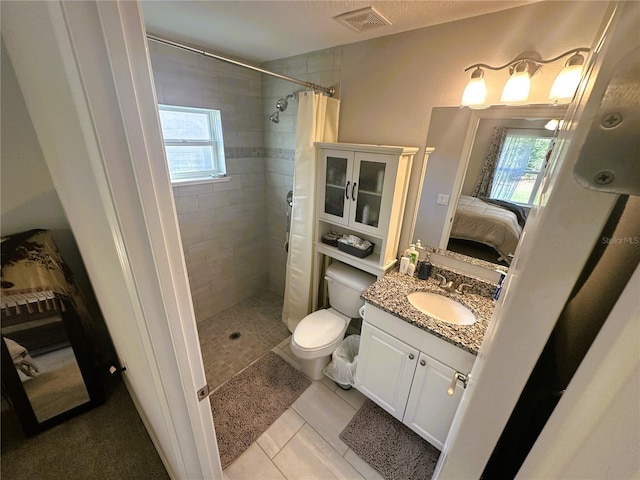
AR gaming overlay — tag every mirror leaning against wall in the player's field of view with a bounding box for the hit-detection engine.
[413,104,567,268]
[1,230,105,436]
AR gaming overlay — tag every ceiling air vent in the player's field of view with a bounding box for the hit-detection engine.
[334,7,391,32]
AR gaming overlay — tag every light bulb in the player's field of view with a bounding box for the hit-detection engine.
[549,52,585,100]
[461,67,487,106]
[501,63,531,104]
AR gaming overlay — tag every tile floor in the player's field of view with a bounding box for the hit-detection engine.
[198,292,393,479]
[222,337,386,480]
[198,290,291,389]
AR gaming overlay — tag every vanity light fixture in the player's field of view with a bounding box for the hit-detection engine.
[461,48,590,107]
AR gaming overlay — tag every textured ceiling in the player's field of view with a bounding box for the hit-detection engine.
[141,1,537,63]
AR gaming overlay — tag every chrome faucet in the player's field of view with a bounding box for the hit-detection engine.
[433,274,472,295]
[433,274,455,291]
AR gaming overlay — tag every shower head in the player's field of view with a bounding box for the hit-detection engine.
[276,93,296,112]
[276,97,288,112]
[269,93,295,123]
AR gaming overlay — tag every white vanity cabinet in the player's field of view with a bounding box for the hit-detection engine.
[356,303,475,450]
[314,143,420,277]
[355,321,419,420]
[403,352,465,449]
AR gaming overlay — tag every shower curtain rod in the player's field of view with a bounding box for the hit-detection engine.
[147,35,336,97]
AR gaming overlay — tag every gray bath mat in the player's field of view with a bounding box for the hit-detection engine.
[340,400,441,480]
[210,351,310,468]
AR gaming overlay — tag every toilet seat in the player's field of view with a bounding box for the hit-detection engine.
[293,309,347,351]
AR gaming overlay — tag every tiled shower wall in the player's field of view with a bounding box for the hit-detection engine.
[149,41,267,321]
[147,40,341,322]
[262,48,342,296]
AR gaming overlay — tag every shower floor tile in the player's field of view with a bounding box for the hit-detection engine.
[198,290,290,390]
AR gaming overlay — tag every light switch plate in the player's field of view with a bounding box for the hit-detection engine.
[437,194,450,205]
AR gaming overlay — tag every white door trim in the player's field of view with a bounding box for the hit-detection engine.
[2,1,221,478]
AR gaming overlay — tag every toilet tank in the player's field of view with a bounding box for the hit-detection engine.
[325,261,376,318]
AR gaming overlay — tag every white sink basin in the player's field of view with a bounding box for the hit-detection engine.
[407,291,476,325]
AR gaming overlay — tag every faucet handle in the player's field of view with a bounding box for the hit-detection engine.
[433,273,447,287]
[456,283,473,294]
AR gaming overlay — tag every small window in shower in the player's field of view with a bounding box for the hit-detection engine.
[158,104,226,183]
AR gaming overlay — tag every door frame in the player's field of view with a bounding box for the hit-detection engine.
[2,1,221,478]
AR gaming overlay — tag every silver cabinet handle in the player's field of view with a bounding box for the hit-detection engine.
[420,359,426,366]
[408,354,415,360]
[447,371,468,396]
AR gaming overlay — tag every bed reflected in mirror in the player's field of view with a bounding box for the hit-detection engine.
[447,195,524,266]
[413,105,567,267]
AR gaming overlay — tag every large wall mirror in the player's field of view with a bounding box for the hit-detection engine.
[413,104,567,268]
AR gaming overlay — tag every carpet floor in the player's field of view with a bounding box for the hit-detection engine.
[1,377,168,480]
[340,400,441,480]
[210,351,311,468]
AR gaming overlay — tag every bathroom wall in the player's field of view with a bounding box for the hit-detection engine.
[261,48,342,295]
[147,1,606,317]
[336,0,610,252]
[147,41,343,318]
[252,2,607,272]
[149,41,267,321]
[0,40,100,318]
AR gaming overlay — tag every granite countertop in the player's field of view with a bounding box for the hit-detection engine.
[361,269,495,355]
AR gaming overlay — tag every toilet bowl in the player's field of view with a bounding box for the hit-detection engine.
[290,261,376,380]
[290,307,351,380]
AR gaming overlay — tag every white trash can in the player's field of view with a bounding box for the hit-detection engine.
[323,334,360,390]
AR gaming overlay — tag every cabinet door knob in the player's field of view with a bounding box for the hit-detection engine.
[420,359,426,366]
[408,354,415,360]
[345,181,350,200]
[351,182,357,201]
[447,371,469,396]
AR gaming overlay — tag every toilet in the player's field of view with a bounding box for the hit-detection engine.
[290,261,376,380]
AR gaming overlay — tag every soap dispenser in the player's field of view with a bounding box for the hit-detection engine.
[418,253,432,280]
[404,244,419,266]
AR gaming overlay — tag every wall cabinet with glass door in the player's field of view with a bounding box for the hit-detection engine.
[315,143,420,277]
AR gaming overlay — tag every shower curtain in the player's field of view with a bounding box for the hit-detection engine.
[282,91,340,332]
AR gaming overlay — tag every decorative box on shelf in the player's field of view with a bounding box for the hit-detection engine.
[337,239,375,259]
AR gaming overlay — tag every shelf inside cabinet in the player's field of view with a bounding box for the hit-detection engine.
[358,189,382,197]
